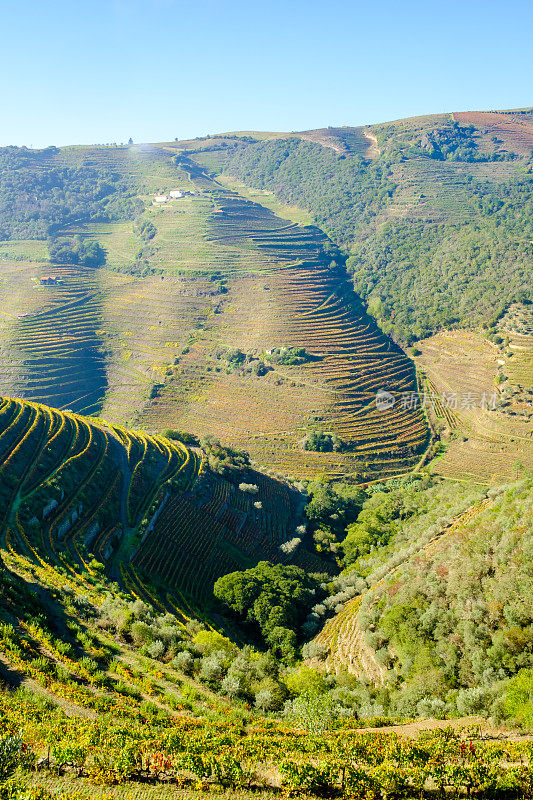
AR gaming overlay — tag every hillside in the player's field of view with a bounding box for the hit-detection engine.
[0,396,315,607]
[174,113,533,486]
[0,401,532,799]
[0,112,532,799]
[193,109,533,343]
[1,439,532,799]
[0,112,530,487]
[412,303,533,483]
[309,475,533,720]
[0,142,429,482]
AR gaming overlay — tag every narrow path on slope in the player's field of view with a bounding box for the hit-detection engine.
[0,652,97,719]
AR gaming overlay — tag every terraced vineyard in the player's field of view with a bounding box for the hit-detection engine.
[133,465,310,603]
[140,167,429,481]
[0,396,315,604]
[6,122,529,485]
[5,264,110,415]
[413,322,533,483]
[0,143,429,481]
[0,396,191,574]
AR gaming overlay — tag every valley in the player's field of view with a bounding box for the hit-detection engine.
[0,108,531,800]
[0,145,429,481]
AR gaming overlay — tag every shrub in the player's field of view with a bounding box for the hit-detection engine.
[265,346,312,366]
[301,641,329,661]
[221,673,241,696]
[201,435,249,474]
[199,653,224,685]
[255,688,274,711]
[239,483,259,494]
[283,692,339,733]
[303,430,345,452]
[130,621,153,646]
[0,736,34,781]
[280,537,301,555]
[146,639,165,659]
[416,697,446,719]
[162,429,199,445]
[284,665,329,697]
[455,686,492,716]
[171,651,194,675]
[192,630,236,657]
[500,669,533,730]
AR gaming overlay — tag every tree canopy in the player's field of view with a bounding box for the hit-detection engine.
[214,562,323,661]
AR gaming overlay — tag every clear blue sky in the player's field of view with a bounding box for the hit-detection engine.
[1,0,531,147]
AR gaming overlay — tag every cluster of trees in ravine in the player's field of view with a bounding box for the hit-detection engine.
[211,473,532,727]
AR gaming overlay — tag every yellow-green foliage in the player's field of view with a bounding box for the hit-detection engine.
[357,477,533,699]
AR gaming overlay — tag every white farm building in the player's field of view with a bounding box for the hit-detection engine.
[169,190,184,198]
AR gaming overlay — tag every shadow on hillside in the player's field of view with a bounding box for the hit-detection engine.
[0,653,25,689]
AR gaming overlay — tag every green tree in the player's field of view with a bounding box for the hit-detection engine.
[214,562,322,662]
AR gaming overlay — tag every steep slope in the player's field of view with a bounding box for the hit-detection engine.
[139,169,429,480]
[0,396,309,605]
[0,141,429,482]
[0,110,529,485]
[184,116,532,485]
[310,477,533,713]
[197,109,533,343]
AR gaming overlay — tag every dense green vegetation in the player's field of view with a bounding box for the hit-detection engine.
[342,475,438,567]
[0,146,141,241]
[199,434,250,475]
[264,346,313,366]
[348,180,533,341]
[310,474,533,726]
[48,236,106,267]
[302,430,346,453]
[213,125,532,341]
[356,477,533,714]
[304,481,366,554]
[220,137,394,248]
[214,562,325,661]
